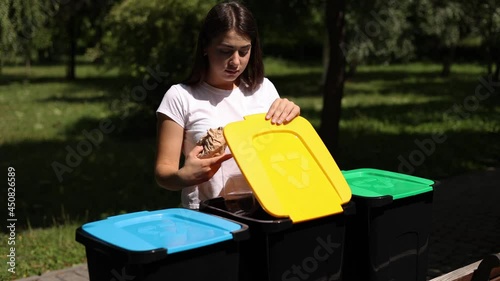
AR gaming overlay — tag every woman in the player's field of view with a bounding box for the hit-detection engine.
[155,1,300,209]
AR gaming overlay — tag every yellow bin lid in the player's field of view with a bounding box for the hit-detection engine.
[223,113,351,223]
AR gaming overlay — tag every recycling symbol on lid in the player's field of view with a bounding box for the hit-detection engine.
[270,152,310,188]
[138,225,161,236]
[351,177,394,189]
[137,221,177,236]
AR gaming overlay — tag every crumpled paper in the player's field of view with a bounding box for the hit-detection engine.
[197,127,227,158]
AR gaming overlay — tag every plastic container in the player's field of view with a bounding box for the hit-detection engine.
[200,114,354,281]
[341,168,435,281]
[200,197,355,281]
[221,174,258,215]
[75,208,249,281]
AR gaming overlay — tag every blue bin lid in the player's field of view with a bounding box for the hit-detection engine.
[81,208,243,254]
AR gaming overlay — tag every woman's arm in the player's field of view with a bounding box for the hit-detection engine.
[155,113,232,191]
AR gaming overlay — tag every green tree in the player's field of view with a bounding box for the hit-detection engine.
[101,0,217,81]
[320,0,415,155]
[342,0,415,76]
[49,0,104,80]
[0,0,116,79]
[469,0,500,80]
[415,0,464,77]
[245,0,325,60]
[78,0,117,64]
[0,1,16,73]
[0,0,53,76]
[95,0,219,138]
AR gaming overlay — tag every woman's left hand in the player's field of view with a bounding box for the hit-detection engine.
[266,98,301,125]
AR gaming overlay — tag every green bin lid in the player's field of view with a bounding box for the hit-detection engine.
[341,168,434,200]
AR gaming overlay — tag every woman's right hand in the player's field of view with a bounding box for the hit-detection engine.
[178,145,233,185]
[155,114,232,191]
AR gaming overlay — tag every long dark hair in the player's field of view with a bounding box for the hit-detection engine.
[183,1,264,91]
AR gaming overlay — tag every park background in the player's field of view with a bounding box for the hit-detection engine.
[0,0,499,280]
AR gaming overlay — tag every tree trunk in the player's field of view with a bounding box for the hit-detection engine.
[66,2,76,80]
[486,46,493,75]
[493,44,500,81]
[321,35,329,86]
[494,60,500,82]
[346,62,358,80]
[441,47,455,77]
[319,0,346,159]
[25,58,31,78]
[25,47,31,79]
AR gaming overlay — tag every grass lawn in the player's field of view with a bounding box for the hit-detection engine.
[0,59,499,280]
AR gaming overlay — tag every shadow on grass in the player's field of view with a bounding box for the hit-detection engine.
[268,72,324,97]
[35,76,140,100]
[344,97,498,126]
[348,68,441,82]
[335,128,500,179]
[58,85,168,140]
[377,76,494,98]
[297,101,499,179]
[1,137,181,231]
[62,108,158,140]
[269,66,489,99]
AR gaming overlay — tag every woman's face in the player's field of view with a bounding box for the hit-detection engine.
[205,29,252,90]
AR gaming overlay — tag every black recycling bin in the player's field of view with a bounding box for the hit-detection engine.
[201,114,355,281]
[75,208,249,281]
[200,197,355,281]
[341,168,435,281]
[200,113,352,281]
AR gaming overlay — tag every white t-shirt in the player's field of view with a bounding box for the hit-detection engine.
[156,78,280,209]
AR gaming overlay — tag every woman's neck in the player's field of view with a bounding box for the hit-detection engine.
[205,76,239,90]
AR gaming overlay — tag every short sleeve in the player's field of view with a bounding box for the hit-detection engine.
[263,78,280,104]
[156,85,186,128]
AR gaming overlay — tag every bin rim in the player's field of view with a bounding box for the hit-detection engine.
[200,197,294,233]
[75,226,168,264]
